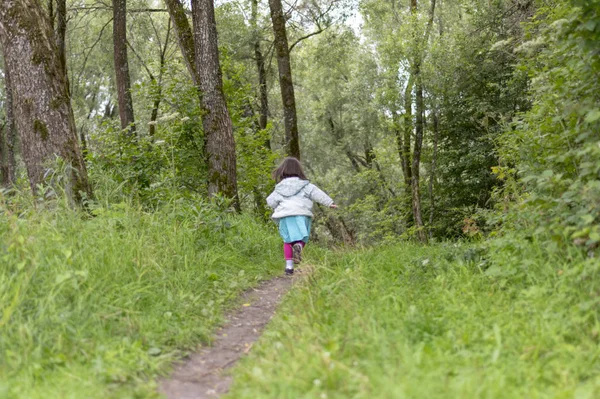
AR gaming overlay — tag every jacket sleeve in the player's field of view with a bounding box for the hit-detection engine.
[266,191,281,209]
[307,184,334,207]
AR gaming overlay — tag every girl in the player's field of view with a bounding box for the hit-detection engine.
[267,157,337,275]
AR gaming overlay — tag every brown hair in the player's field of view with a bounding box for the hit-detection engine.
[272,157,307,182]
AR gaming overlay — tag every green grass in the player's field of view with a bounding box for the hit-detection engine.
[225,241,600,398]
[0,196,282,398]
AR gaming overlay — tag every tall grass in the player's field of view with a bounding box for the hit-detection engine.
[225,241,600,398]
[0,191,281,398]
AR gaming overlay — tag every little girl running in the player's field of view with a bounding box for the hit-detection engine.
[267,157,337,275]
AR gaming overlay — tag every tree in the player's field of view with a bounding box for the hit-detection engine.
[191,0,240,209]
[251,0,269,134]
[268,0,300,158]
[0,64,16,187]
[113,0,136,134]
[0,0,92,203]
[56,0,67,72]
[164,0,198,86]
[408,0,436,243]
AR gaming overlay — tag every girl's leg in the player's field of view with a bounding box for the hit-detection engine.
[283,243,293,260]
[284,243,295,274]
[292,241,304,264]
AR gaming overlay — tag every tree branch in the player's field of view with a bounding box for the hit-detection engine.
[126,39,155,81]
[288,27,324,52]
[74,17,113,91]
[69,6,169,13]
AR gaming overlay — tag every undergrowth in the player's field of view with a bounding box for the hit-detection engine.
[0,191,281,399]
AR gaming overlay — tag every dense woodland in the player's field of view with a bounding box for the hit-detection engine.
[1,0,598,245]
[1,0,600,397]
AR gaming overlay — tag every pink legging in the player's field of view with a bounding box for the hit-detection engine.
[284,241,305,260]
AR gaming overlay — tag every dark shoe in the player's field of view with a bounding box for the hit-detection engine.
[292,243,303,264]
[285,268,294,275]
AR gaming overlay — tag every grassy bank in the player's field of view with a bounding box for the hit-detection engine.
[225,241,600,398]
[0,196,281,398]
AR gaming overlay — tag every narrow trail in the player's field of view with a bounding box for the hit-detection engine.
[159,266,312,399]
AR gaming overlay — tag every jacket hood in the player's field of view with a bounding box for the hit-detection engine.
[275,177,310,197]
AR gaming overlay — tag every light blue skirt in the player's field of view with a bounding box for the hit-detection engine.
[279,216,312,243]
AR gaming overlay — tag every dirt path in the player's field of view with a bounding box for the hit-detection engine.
[159,267,310,399]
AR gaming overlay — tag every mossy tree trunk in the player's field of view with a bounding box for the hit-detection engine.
[268,0,300,159]
[0,63,17,187]
[113,0,136,134]
[0,0,92,202]
[191,0,240,211]
[164,0,198,86]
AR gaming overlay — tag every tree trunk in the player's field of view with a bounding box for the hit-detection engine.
[403,77,414,185]
[48,0,54,28]
[252,0,269,136]
[428,109,439,237]
[401,76,414,226]
[103,100,116,118]
[268,0,300,159]
[113,0,136,134]
[191,0,240,210]
[56,0,67,72]
[0,0,92,203]
[1,64,17,187]
[438,0,444,36]
[412,70,427,243]
[164,0,198,86]
[408,0,436,243]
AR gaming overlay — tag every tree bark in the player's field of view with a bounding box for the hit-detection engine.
[412,70,427,242]
[428,109,439,237]
[252,0,269,137]
[398,78,413,189]
[268,0,300,159]
[164,0,198,86]
[191,0,240,210]
[401,77,414,227]
[113,0,136,134]
[56,0,67,72]
[48,0,54,28]
[0,0,92,202]
[1,64,17,187]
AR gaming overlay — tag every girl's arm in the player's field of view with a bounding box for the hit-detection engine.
[266,192,281,209]
[307,184,335,207]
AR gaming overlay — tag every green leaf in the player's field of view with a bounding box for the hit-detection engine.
[584,109,600,123]
[589,231,600,242]
[147,347,162,356]
[55,273,72,284]
[583,20,597,31]
[581,214,595,225]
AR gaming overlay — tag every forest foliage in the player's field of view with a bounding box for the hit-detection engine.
[2,0,597,246]
[0,0,599,397]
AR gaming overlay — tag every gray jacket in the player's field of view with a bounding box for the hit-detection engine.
[266,177,334,220]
